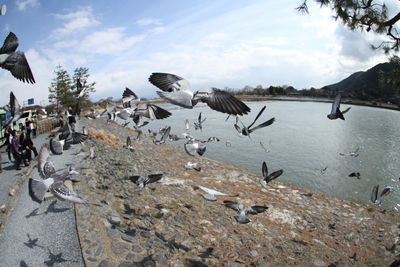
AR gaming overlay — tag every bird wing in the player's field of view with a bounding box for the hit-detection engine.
[69,132,89,144]
[146,174,163,185]
[265,169,283,183]
[198,185,229,196]
[0,32,18,54]
[342,107,351,115]
[29,178,54,204]
[246,205,268,215]
[49,138,63,155]
[156,90,193,109]
[149,72,192,92]
[1,51,35,83]
[38,145,55,179]
[116,109,132,120]
[184,142,198,156]
[194,88,250,116]
[248,117,275,134]
[129,175,141,183]
[126,136,131,147]
[223,200,241,213]
[122,87,138,100]
[262,161,268,178]
[147,104,172,120]
[160,126,171,142]
[9,91,22,122]
[248,106,266,129]
[331,93,341,114]
[371,184,379,204]
[50,181,87,204]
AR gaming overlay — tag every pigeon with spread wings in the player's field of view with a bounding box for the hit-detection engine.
[149,72,250,115]
[223,200,268,224]
[129,174,163,191]
[0,32,35,83]
[327,93,351,120]
[260,161,284,188]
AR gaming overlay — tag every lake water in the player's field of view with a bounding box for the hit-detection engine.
[126,101,400,210]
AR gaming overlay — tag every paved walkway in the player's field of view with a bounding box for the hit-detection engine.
[0,123,85,266]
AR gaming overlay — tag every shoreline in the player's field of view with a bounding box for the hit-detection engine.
[75,117,399,266]
[148,95,400,112]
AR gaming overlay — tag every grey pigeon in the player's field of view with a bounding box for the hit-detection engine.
[129,174,163,191]
[149,72,250,115]
[260,161,283,188]
[194,112,206,131]
[327,93,351,120]
[184,141,206,156]
[234,106,275,137]
[223,200,268,224]
[0,32,35,83]
[123,136,134,151]
[195,185,238,201]
[153,126,171,145]
[371,184,380,204]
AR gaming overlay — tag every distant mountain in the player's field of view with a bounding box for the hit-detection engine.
[323,62,399,102]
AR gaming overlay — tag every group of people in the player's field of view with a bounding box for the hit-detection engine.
[0,117,38,172]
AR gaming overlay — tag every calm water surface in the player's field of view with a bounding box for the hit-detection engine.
[128,101,400,209]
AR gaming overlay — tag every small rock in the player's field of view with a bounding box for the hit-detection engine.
[98,260,109,267]
[121,234,136,243]
[9,189,15,197]
[313,259,326,267]
[0,204,6,213]
[88,257,97,262]
[250,250,259,258]
[108,216,121,226]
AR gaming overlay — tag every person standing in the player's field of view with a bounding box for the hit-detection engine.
[11,129,28,170]
[20,126,38,162]
[4,125,12,161]
[66,105,76,132]
[25,118,32,137]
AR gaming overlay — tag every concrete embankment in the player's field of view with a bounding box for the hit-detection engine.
[75,117,400,266]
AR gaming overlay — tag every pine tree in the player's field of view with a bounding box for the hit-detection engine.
[48,65,74,110]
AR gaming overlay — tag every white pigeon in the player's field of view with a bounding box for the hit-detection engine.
[195,185,238,201]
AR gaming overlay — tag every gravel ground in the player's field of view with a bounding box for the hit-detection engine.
[0,121,84,267]
[75,117,400,266]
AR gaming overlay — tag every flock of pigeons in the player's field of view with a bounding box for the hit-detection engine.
[0,27,396,223]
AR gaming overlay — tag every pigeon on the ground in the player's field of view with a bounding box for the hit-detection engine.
[129,174,163,191]
[184,162,201,171]
[195,185,238,201]
[260,161,283,188]
[123,136,134,151]
[184,141,206,156]
[0,32,35,83]
[327,93,351,120]
[223,200,268,224]
[149,72,250,115]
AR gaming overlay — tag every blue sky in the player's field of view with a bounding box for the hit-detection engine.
[0,0,398,106]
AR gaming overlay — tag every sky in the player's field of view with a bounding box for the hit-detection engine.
[0,0,399,106]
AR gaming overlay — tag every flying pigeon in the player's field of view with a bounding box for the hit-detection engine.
[339,147,359,157]
[122,87,140,108]
[184,141,206,156]
[0,32,35,83]
[38,144,56,178]
[348,172,361,179]
[223,200,268,224]
[4,91,22,125]
[149,72,250,115]
[194,112,206,131]
[153,126,171,145]
[234,106,275,137]
[195,185,238,201]
[129,174,163,191]
[371,184,380,204]
[260,161,284,188]
[380,186,394,198]
[0,4,6,16]
[327,93,351,120]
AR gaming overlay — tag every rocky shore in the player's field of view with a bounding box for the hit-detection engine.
[75,117,399,266]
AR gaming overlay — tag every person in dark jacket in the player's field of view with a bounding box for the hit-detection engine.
[20,126,38,162]
[11,129,28,170]
[4,125,12,161]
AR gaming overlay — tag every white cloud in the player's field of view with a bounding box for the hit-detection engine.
[16,0,39,11]
[136,18,161,27]
[51,6,99,39]
[79,28,146,55]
